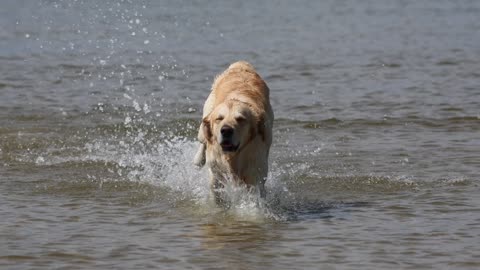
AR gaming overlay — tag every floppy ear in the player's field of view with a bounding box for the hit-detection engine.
[257,115,266,142]
[202,117,213,144]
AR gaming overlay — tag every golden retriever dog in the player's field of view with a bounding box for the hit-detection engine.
[193,61,273,204]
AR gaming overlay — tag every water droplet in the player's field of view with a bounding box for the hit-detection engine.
[35,156,45,164]
[144,40,150,44]
[133,100,141,112]
[143,103,151,114]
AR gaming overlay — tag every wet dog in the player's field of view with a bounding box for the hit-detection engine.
[194,61,273,204]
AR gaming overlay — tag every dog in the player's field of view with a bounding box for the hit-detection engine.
[193,61,274,204]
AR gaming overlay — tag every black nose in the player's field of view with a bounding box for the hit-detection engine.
[220,125,234,137]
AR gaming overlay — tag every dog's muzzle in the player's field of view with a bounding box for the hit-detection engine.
[220,125,239,152]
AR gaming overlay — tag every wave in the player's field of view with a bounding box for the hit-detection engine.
[277,115,479,129]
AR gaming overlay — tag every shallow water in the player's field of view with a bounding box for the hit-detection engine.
[1,0,480,269]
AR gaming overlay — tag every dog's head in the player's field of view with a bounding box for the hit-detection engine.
[202,100,264,153]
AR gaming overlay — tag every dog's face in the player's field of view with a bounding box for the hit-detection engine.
[203,101,262,153]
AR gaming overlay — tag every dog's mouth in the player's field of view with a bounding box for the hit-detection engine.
[220,142,239,152]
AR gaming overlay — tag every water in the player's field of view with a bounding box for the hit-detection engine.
[1,0,479,269]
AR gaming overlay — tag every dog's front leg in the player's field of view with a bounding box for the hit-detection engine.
[209,170,229,207]
[212,178,226,206]
[193,142,206,167]
[258,181,266,199]
[194,91,216,167]
[193,122,206,167]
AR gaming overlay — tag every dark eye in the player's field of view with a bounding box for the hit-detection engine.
[235,116,246,123]
[215,116,224,122]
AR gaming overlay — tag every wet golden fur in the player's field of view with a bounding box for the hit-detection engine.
[194,61,273,203]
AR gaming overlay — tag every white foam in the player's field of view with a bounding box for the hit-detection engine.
[81,134,291,220]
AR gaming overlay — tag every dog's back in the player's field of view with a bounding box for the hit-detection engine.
[227,61,255,71]
[211,61,270,113]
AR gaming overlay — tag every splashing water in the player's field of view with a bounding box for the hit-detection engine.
[3,1,479,268]
[86,132,292,221]
[30,118,292,221]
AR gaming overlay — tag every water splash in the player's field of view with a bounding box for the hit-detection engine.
[82,133,291,221]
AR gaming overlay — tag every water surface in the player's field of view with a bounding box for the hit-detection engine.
[1,1,479,269]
